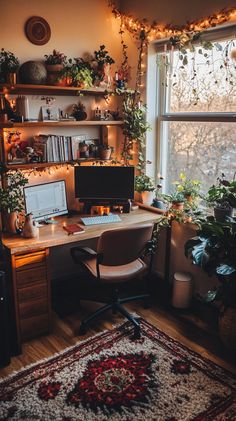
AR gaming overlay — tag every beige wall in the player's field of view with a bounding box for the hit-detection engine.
[120,0,236,26]
[0,0,121,63]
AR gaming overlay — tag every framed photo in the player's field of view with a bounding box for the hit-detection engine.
[41,105,59,122]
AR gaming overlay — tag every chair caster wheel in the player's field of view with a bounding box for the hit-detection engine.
[79,324,87,336]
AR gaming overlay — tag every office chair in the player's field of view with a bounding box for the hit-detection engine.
[71,223,154,339]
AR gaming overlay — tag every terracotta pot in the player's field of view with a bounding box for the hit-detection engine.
[185,194,193,203]
[46,64,64,85]
[171,201,184,211]
[3,211,19,234]
[218,307,236,350]
[141,191,154,206]
[99,148,112,160]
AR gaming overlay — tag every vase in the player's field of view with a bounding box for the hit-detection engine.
[3,211,19,234]
[46,64,64,85]
[214,207,233,222]
[6,72,17,84]
[22,214,39,238]
[141,191,154,206]
[218,307,236,350]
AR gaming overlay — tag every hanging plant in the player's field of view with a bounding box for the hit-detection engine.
[117,88,150,169]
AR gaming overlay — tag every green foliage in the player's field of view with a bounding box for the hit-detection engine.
[118,88,150,169]
[44,49,67,65]
[135,174,155,192]
[163,191,186,204]
[205,173,236,209]
[173,172,201,198]
[0,171,28,212]
[0,48,19,73]
[185,217,236,307]
[94,45,115,66]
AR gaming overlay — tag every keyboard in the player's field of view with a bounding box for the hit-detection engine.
[80,214,122,226]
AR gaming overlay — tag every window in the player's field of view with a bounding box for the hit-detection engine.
[154,26,236,193]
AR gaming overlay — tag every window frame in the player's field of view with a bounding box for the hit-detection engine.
[146,24,236,191]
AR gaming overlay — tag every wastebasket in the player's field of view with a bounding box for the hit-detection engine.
[172,271,193,309]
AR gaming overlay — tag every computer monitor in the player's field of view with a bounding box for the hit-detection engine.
[74,166,135,200]
[24,180,68,222]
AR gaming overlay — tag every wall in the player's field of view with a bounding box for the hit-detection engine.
[120,0,236,25]
[0,0,123,208]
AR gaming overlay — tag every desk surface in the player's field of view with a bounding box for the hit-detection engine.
[3,209,162,255]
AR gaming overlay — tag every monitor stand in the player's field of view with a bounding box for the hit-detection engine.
[81,199,131,214]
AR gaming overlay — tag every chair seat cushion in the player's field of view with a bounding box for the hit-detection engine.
[83,258,148,283]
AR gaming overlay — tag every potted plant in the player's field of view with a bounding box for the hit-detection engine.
[173,172,201,205]
[185,217,236,349]
[93,45,115,86]
[152,175,166,210]
[0,170,28,233]
[135,173,156,206]
[99,144,113,160]
[0,48,19,84]
[44,50,67,85]
[205,173,236,222]
[120,89,150,168]
[163,191,186,211]
[72,101,87,121]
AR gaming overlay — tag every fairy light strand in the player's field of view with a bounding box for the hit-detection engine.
[108,2,236,42]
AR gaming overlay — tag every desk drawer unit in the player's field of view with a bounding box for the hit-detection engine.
[11,249,51,345]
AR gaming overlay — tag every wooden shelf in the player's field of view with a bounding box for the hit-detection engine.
[0,120,123,129]
[0,83,115,96]
[4,158,114,170]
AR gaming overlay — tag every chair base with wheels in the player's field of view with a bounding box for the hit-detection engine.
[71,223,154,338]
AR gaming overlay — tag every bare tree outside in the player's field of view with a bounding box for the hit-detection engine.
[162,38,236,194]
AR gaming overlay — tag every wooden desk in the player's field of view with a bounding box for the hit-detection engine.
[2,209,160,352]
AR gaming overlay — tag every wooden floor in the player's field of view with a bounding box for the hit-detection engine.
[0,300,236,379]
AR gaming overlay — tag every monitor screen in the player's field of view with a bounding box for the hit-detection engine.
[74,166,135,200]
[24,180,68,221]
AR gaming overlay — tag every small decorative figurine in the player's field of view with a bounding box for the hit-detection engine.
[22,213,39,238]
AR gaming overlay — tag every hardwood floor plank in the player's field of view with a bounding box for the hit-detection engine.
[1,302,235,378]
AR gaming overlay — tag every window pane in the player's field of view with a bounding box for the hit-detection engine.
[162,121,236,193]
[166,38,236,113]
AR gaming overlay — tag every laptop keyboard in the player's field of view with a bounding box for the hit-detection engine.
[80,214,122,226]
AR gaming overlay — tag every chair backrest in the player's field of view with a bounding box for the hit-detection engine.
[97,223,154,266]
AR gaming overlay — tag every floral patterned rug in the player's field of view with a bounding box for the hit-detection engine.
[0,319,235,421]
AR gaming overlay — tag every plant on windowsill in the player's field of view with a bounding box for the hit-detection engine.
[205,173,236,222]
[163,191,186,211]
[0,170,28,234]
[185,216,236,350]
[0,48,20,84]
[135,173,156,206]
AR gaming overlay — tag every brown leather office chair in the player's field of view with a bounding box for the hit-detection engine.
[71,223,154,339]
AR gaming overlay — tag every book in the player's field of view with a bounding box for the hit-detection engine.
[63,224,85,235]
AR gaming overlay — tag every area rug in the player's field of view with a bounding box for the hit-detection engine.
[0,320,235,421]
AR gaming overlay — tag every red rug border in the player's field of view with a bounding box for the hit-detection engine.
[0,318,235,394]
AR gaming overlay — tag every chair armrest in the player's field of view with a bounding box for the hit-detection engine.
[71,246,97,263]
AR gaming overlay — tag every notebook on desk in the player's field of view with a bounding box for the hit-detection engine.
[63,224,85,235]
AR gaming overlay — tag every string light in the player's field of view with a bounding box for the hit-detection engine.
[108,1,236,42]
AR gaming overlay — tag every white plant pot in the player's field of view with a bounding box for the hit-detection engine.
[141,191,154,206]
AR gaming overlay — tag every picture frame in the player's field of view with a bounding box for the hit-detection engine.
[41,105,59,122]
